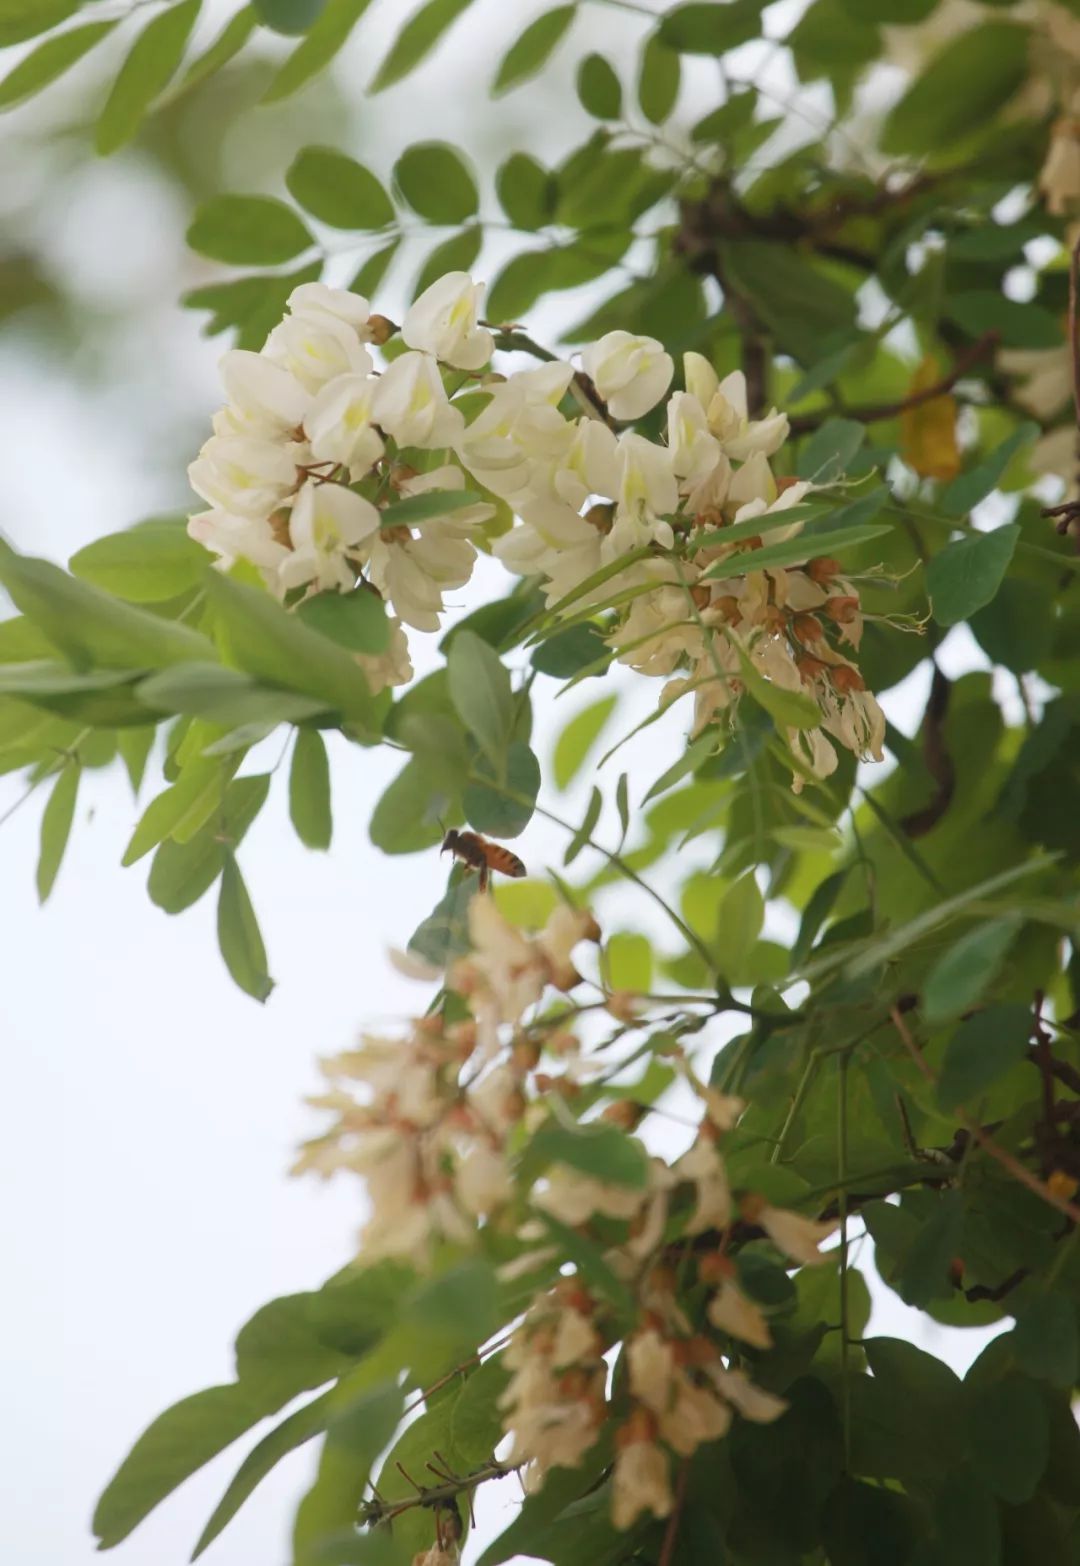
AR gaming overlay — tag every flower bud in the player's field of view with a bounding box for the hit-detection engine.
[829,664,866,694]
[792,613,824,643]
[807,556,841,584]
[824,595,860,625]
[365,313,397,345]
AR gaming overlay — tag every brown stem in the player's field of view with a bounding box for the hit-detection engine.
[899,665,955,839]
[789,332,999,434]
[359,1458,521,1529]
[659,1461,690,1566]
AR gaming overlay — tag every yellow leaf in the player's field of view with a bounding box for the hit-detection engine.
[901,355,961,481]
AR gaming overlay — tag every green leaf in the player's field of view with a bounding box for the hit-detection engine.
[882,24,1031,155]
[253,0,330,31]
[888,1189,964,1307]
[616,772,629,841]
[0,538,214,671]
[1012,1296,1078,1391]
[947,292,1062,350]
[0,662,146,727]
[296,587,390,655]
[450,1356,510,1466]
[96,0,202,156]
[36,762,79,903]
[703,522,891,583]
[495,152,555,230]
[408,876,475,965]
[933,1469,1002,1566]
[123,749,236,865]
[576,52,621,119]
[350,239,400,295]
[187,195,313,266]
[637,30,680,124]
[922,918,1020,1023]
[394,141,478,223]
[176,7,258,96]
[936,1002,1032,1111]
[717,871,764,979]
[289,730,332,851]
[447,629,513,765]
[796,417,866,482]
[148,773,269,913]
[414,226,482,298]
[492,4,575,95]
[205,573,378,727]
[0,19,116,111]
[378,488,485,528]
[464,740,541,838]
[531,623,606,680]
[135,664,325,730]
[716,239,855,365]
[926,524,1020,628]
[0,0,77,48]
[643,732,716,804]
[69,520,208,603]
[964,1372,1049,1504]
[183,262,322,348]
[970,578,1055,674]
[553,695,617,791]
[262,0,374,100]
[606,930,652,991]
[286,147,394,230]
[368,0,472,91]
[370,757,449,854]
[217,854,273,1002]
[192,1389,335,1560]
[659,1,765,53]
[565,785,602,866]
[792,869,846,966]
[733,644,821,731]
[941,423,1039,516]
[526,1120,650,1189]
[822,1477,916,1566]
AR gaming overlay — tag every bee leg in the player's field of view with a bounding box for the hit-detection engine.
[478,864,490,893]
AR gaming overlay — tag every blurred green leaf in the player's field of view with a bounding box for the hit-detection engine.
[217,854,273,1002]
[881,23,1030,155]
[936,1003,1032,1111]
[0,0,78,47]
[576,53,621,119]
[448,629,513,765]
[553,695,617,790]
[0,19,115,111]
[926,524,1020,627]
[922,918,1020,1023]
[413,226,482,298]
[464,740,540,837]
[1012,1295,1078,1391]
[964,1372,1049,1504]
[492,4,575,95]
[659,1,764,53]
[394,141,478,223]
[296,587,390,654]
[286,147,395,229]
[369,0,473,91]
[289,730,332,851]
[70,521,207,604]
[187,195,313,266]
[36,762,79,903]
[637,30,680,124]
[253,0,329,31]
[495,152,555,230]
[262,0,374,99]
[96,0,202,156]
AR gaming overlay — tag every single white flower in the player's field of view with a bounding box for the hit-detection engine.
[265,310,373,394]
[706,370,789,461]
[187,433,300,519]
[218,349,310,435]
[708,1365,787,1423]
[742,1195,837,1266]
[356,616,413,695]
[455,1142,512,1216]
[582,330,674,420]
[286,281,373,337]
[403,271,494,371]
[667,391,722,487]
[707,1278,772,1349]
[187,509,290,575]
[458,363,575,502]
[372,352,465,449]
[674,1135,732,1233]
[612,1438,673,1530]
[278,479,380,594]
[303,373,384,476]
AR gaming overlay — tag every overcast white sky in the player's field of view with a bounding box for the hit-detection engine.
[0,3,1006,1563]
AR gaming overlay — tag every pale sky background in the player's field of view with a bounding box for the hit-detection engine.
[0,3,1010,1563]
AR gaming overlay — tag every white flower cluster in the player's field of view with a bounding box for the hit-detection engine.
[187,275,500,691]
[296,891,837,1532]
[186,269,885,782]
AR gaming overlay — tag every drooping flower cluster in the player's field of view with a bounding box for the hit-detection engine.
[296,893,838,1532]
[185,270,886,783]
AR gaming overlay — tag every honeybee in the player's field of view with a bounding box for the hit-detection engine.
[441,829,526,892]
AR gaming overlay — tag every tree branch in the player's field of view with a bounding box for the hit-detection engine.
[788,332,999,435]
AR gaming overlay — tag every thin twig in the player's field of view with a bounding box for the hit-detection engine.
[658,1460,690,1566]
[789,332,999,434]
